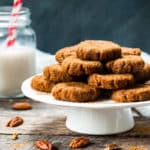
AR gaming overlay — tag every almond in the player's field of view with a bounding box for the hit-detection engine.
[11,102,32,110]
[69,137,90,148]
[35,140,52,150]
[6,116,23,127]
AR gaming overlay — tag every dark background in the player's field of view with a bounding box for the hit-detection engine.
[1,0,150,54]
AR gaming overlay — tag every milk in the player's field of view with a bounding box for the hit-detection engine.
[0,46,35,96]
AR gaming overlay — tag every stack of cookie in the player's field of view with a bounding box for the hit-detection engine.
[31,40,150,103]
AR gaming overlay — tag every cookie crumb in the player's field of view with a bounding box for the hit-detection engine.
[11,133,18,140]
[13,143,26,149]
[105,143,121,150]
[128,146,148,150]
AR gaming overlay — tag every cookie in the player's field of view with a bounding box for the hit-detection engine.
[31,75,54,92]
[76,40,121,61]
[43,64,75,82]
[52,82,100,102]
[88,73,134,89]
[134,64,150,82]
[111,84,150,102]
[121,47,141,56]
[55,45,78,63]
[106,55,144,74]
[62,57,103,76]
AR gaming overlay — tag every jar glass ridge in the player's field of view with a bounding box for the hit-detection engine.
[0,6,36,48]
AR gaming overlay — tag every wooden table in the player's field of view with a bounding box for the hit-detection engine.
[0,98,149,150]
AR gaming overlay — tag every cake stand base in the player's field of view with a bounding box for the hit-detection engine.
[65,108,134,135]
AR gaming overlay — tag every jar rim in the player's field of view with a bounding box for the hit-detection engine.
[0,6,30,16]
[0,6,31,27]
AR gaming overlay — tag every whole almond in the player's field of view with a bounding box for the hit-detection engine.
[12,102,32,110]
[6,116,23,127]
[69,137,90,148]
[35,140,52,150]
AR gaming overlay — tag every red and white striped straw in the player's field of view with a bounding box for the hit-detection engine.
[5,0,23,47]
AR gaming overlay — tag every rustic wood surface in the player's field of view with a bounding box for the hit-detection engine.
[0,98,149,150]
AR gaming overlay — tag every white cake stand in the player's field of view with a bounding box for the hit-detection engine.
[21,77,150,135]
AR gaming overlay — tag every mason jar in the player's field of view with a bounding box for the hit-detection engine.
[0,6,36,47]
[0,6,36,98]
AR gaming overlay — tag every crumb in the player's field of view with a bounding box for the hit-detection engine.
[105,143,121,150]
[128,146,148,150]
[11,133,18,140]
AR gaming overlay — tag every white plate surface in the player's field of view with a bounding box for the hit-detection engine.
[22,76,150,109]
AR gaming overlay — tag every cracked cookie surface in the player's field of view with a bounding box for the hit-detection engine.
[106,55,144,74]
[52,82,100,102]
[31,75,54,92]
[62,57,103,76]
[43,64,75,82]
[55,45,78,63]
[111,84,150,102]
[88,73,134,89]
[76,40,121,61]
[121,47,141,56]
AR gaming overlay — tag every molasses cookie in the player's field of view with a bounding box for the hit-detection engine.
[31,75,54,92]
[76,40,121,61]
[62,57,103,76]
[43,64,74,82]
[52,82,100,102]
[55,45,78,63]
[111,84,150,102]
[121,47,141,56]
[106,55,144,74]
[134,63,150,82]
[88,73,134,89]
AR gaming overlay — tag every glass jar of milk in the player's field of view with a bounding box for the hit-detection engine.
[0,6,36,98]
